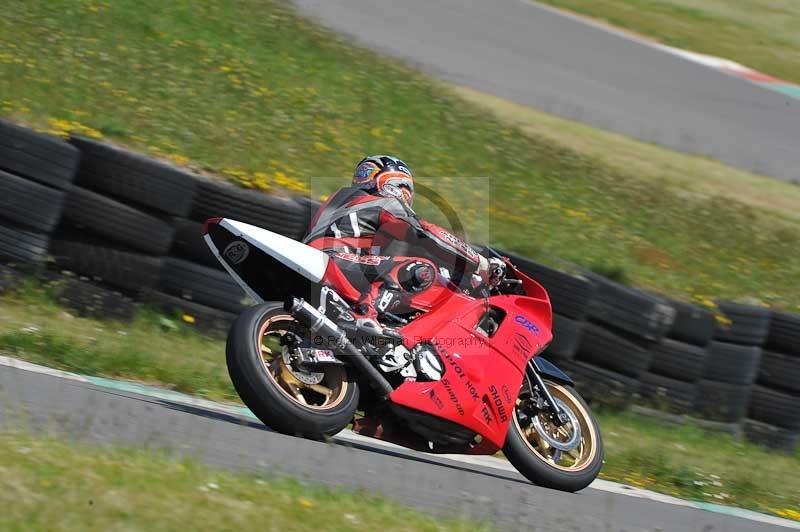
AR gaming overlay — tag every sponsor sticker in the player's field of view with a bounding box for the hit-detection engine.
[435,343,479,401]
[428,389,444,410]
[353,161,381,183]
[501,384,513,404]
[480,403,494,425]
[441,378,465,416]
[223,241,249,265]
[334,252,390,265]
[488,385,509,423]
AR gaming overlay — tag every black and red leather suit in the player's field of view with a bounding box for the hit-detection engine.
[303,186,487,316]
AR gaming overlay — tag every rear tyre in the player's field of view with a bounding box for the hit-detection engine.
[503,377,604,492]
[226,303,359,438]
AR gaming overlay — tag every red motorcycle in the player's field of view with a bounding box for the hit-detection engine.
[204,217,603,492]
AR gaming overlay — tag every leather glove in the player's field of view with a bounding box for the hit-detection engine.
[476,255,506,288]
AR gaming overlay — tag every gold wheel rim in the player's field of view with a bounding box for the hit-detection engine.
[513,381,597,472]
[258,314,348,411]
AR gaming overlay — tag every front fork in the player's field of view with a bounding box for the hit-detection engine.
[526,361,569,427]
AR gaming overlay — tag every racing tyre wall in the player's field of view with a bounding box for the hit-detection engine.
[2,120,800,451]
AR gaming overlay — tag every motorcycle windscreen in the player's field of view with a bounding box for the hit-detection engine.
[204,218,325,303]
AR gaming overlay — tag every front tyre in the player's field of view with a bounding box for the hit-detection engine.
[226,303,359,439]
[503,377,603,492]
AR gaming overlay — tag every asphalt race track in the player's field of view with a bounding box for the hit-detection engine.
[1,360,796,531]
[293,0,800,183]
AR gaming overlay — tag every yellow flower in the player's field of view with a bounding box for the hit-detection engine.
[298,498,314,509]
[182,314,196,324]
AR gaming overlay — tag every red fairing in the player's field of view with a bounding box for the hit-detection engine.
[390,286,553,451]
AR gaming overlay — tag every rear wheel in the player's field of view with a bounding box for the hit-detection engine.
[503,376,603,492]
[226,303,359,438]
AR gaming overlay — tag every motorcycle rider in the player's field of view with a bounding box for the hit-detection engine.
[303,155,505,318]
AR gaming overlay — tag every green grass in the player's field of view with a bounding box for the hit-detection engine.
[536,0,800,85]
[597,411,800,520]
[0,279,236,402]
[1,283,798,519]
[1,0,799,310]
[0,431,487,532]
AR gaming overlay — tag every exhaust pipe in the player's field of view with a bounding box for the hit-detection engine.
[284,297,394,397]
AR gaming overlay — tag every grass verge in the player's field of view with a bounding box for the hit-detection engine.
[598,410,800,520]
[1,0,800,309]
[0,431,486,532]
[535,0,800,85]
[1,284,798,519]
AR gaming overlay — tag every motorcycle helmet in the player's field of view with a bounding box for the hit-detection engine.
[352,155,415,205]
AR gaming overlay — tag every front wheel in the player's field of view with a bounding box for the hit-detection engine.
[503,376,603,492]
[226,303,360,439]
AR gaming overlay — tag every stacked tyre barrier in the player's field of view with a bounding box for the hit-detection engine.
[746,311,800,451]
[0,120,312,336]
[642,299,713,416]
[0,118,798,452]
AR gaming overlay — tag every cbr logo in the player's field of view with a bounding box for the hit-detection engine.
[223,241,249,265]
[514,315,540,334]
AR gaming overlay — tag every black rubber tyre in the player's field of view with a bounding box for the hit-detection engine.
[748,385,800,431]
[586,275,676,341]
[170,218,221,269]
[695,379,751,423]
[543,314,584,361]
[0,170,65,232]
[713,301,771,346]
[767,311,800,356]
[0,264,23,294]
[0,120,79,189]
[639,372,697,413]
[704,341,762,385]
[648,338,708,382]
[61,186,175,255]
[226,303,359,438]
[666,298,715,346]
[501,253,595,320]
[742,419,800,453]
[48,237,162,295]
[758,351,800,395]
[159,257,252,313]
[146,291,236,338]
[70,137,197,217]
[503,378,603,492]
[558,360,640,410]
[575,323,652,377]
[50,275,140,322]
[0,222,50,264]
[190,178,308,239]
